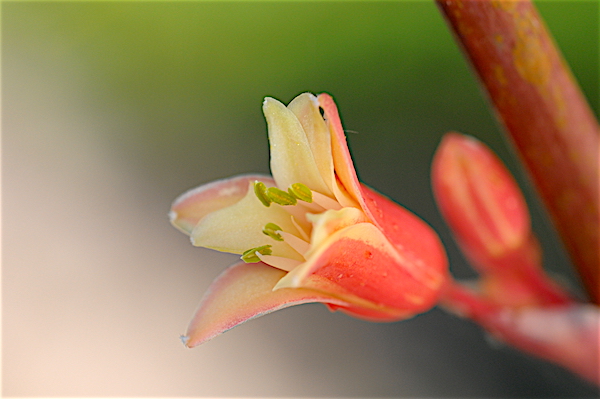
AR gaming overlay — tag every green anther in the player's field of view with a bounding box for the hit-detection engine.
[266,187,297,206]
[288,183,313,203]
[241,245,273,263]
[254,181,271,207]
[262,223,284,241]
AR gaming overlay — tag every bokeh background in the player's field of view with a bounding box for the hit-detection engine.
[3,1,599,397]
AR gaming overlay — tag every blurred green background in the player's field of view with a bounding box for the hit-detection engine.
[4,1,598,396]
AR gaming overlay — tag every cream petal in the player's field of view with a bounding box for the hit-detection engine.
[182,262,349,347]
[170,174,275,235]
[191,181,304,261]
[288,93,335,194]
[263,97,332,196]
[306,207,368,254]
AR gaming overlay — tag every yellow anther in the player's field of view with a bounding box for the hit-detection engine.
[262,223,284,241]
[288,183,313,203]
[266,187,297,206]
[254,181,271,207]
[241,245,273,263]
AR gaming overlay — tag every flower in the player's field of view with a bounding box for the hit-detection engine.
[170,93,447,347]
[431,132,571,308]
[432,133,600,384]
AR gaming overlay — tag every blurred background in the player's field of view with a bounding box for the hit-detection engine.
[3,1,598,396]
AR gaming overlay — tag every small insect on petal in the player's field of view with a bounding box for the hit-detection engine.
[263,223,284,241]
[241,245,273,263]
[254,181,272,207]
[288,183,313,203]
[267,187,297,206]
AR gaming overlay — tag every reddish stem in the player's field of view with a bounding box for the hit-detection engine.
[435,0,599,303]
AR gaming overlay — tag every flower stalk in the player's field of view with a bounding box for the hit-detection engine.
[432,132,599,384]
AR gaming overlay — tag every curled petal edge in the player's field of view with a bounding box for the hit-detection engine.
[182,262,349,347]
[170,174,275,235]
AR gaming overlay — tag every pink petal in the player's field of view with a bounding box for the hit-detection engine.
[317,93,447,315]
[318,93,364,205]
[183,262,348,347]
[359,184,448,293]
[170,174,274,234]
[278,221,445,318]
[318,94,446,283]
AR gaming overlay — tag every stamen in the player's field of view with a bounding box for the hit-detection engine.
[279,231,310,255]
[288,183,313,203]
[241,245,273,263]
[256,254,302,272]
[312,191,343,210]
[291,216,310,242]
[267,187,297,206]
[254,181,271,207]
[262,223,284,241]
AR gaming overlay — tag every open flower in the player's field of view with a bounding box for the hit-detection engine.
[171,93,447,347]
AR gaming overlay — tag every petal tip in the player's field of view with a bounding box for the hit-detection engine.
[262,96,280,110]
[180,335,191,348]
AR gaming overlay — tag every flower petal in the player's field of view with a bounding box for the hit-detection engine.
[170,174,274,235]
[191,181,304,260]
[318,93,364,206]
[288,93,335,194]
[182,262,349,347]
[359,184,448,289]
[263,97,333,196]
[317,95,446,292]
[317,92,445,277]
[305,207,368,254]
[276,221,444,315]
